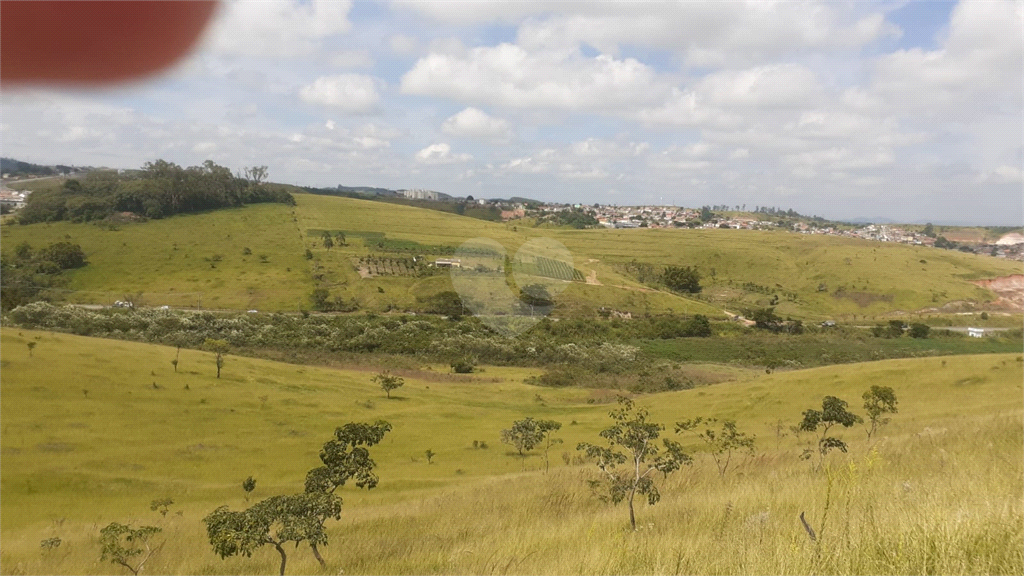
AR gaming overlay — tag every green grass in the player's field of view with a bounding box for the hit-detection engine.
[0,204,311,310]
[3,193,1020,320]
[641,329,1024,367]
[1,329,1021,574]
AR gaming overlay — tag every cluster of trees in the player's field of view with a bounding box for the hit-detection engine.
[0,241,88,310]
[17,161,293,224]
[1,157,75,176]
[501,417,563,472]
[798,386,898,466]
[84,387,899,575]
[934,235,975,253]
[662,265,702,293]
[620,261,703,294]
[574,386,898,530]
[747,307,804,334]
[537,208,600,229]
[870,320,930,339]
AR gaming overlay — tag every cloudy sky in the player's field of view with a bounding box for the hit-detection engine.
[2,0,1022,224]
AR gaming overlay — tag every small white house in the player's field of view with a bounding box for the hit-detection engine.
[967,327,985,338]
[434,258,462,268]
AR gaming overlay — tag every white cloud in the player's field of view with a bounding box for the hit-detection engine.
[512,3,899,66]
[697,64,823,109]
[634,88,740,129]
[977,165,1023,183]
[871,0,1022,117]
[329,50,375,69]
[441,107,512,141]
[400,1,899,67]
[205,0,353,57]
[401,44,665,111]
[390,34,420,55]
[299,75,382,113]
[415,143,473,165]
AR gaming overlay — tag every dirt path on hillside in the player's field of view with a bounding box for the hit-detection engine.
[972,274,1024,311]
[586,270,601,285]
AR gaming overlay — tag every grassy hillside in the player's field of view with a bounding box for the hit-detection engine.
[1,329,1020,574]
[2,192,1020,319]
[0,204,311,310]
[294,193,1021,319]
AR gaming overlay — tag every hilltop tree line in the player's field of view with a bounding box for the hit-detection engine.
[1,157,76,176]
[17,160,294,224]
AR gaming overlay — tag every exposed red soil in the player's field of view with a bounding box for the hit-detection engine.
[972,274,1024,311]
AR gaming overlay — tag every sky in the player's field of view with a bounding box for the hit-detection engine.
[2,0,1022,225]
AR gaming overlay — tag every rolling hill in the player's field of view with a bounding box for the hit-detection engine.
[1,191,1019,319]
[1,329,1020,574]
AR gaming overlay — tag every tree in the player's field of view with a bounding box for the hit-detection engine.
[244,165,268,187]
[149,498,173,517]
[372,371,404,399]
[169,337,184,373]
[537,419,563,473]
[676,417,756,477]
[203,338,229,378]
[908,323,930,339]
[500,417,561,472]
[700,206,713,222]
[749,307,784,332]
[321,232,334,251]
[662,265,701,293]
[243,476,257,501]
[798,396,862,467]
[40,241,87,269]
[683,314,712,337]
[334,231,346,246]
[99,522,163,575]
[204,492,341,576]
[424,449,435,464]
[577,396,691,530]
[862,386,898,440]
[520,283,553,315]
[922,222,935,237]
[304,420,392,494]
[27,341,36,357]
[418,290,465,319]
[14,241,32,260]
[206,421,391,575]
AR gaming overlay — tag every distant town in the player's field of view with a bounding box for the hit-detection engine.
[2,160,1022,262]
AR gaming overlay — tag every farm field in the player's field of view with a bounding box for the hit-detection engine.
[1,328,1021,574]
[2,192,1020,321]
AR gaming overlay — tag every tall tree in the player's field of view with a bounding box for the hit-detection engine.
[577,396,691,530]
[862,386,898,440]
[676,417,756,477]
[372,372,404,399]
[203,338,229,378]
[662,266,701,293]
[500,417,561,472]
[799,396,862,467]
[205,421,391,575]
